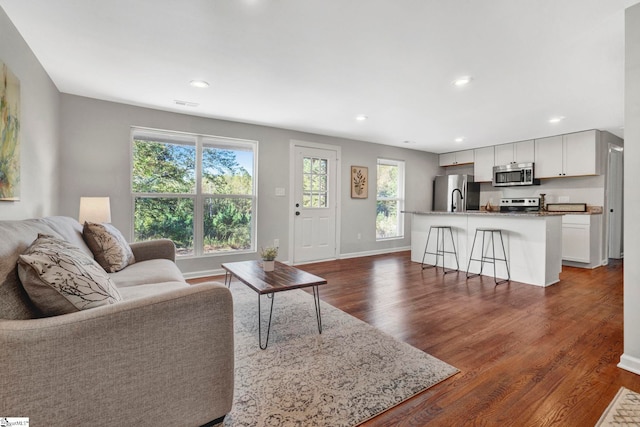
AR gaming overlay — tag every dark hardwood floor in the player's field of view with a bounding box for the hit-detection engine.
[192,252,638,426]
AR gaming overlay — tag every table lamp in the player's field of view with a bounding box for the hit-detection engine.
[78,197,112,224]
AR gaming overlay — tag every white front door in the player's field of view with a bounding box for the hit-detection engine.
[293,145,337,263]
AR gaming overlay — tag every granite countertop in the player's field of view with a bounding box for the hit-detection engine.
[403,210,565,217]
[404,206,603,217]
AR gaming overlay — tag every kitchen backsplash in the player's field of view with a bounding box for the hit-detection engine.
[442,163,606,207]
[479,175,605,207]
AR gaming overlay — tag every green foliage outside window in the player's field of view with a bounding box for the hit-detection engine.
[135,197,194,255]
[132,135,255,256]
[204,198,252,252]
[376,161,403,239]
[133,141,196,194]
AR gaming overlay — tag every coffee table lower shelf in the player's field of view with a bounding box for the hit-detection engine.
[221,260,327,349]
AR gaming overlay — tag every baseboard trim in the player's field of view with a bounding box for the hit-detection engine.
[339,246,411,260]
[618,353,640,375]
[182,247,411,279]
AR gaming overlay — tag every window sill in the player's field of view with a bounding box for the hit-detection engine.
[376,236,405,242]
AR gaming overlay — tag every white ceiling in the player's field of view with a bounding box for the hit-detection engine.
[1,0,637,153]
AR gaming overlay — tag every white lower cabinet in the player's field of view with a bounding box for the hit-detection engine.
[561,214,602,268]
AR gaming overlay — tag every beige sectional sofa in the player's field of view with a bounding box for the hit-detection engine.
[0,216,234,426]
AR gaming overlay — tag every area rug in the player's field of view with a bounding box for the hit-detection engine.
[215,282,459,427]
[596,387,640,426]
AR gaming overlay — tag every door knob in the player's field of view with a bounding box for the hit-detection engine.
[295,211,300,216]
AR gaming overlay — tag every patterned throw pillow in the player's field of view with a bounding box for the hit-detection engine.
[17,234,122,316]
[82,222,135,273]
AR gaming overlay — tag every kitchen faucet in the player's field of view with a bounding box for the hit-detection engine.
[451,188,463,212]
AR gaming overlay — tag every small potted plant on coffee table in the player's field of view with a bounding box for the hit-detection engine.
[260,246,278,272]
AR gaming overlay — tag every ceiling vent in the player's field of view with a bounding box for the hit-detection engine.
[174,100,199,107]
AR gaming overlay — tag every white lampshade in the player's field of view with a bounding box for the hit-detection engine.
[78,197,112,224]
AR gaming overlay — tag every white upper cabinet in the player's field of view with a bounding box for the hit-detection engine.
[534,135,564,178]
[439,152,456,166]
[563,130,599,177]
[473,146,495,182]
[514,140,535,163]
[494,140,534,165]
[439,149,474,166]
[534,130,600,178]
[494,144,514,165]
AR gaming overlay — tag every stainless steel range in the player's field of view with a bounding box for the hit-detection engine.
[499,197,540,212]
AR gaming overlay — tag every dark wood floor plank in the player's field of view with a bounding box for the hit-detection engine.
[190,252,638,426]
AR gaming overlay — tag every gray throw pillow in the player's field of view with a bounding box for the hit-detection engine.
[18,234,122,316]
[83,221,135,273]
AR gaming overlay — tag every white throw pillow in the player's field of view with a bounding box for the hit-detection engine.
[18,234,122,316]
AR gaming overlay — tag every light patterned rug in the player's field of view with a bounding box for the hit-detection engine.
[215,282,459,427]
[596,387,640,426]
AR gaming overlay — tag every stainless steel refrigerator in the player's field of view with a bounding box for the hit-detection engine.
[432,174,480,212]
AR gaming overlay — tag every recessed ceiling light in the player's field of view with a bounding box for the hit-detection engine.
[548,116,565,123]
[190,80,210,88]
[355,114,368,121]
[452,76,473,87]
[403,140,416,144]
[454,137,466,143]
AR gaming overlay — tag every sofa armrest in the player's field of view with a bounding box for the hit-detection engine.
[129,238,176,262]
[0,283,234,426]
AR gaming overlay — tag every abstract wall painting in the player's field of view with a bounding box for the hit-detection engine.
[0,60,20,201]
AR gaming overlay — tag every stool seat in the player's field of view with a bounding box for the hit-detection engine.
[421,225,459,274]
[466,228,510,285]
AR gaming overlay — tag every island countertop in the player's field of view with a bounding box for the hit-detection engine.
[403,210,564,217]
[403,209,602,216]
[407,211,563,286]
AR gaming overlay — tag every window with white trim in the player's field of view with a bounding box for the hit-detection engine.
[376,158,405,240]
[131,127,257,257]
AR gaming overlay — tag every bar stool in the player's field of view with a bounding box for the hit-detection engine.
[421,226,459,274]
[466,228,510,285]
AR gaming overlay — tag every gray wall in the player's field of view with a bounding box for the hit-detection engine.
[621,3,640,375]
[59,94,439,276]
[0,7,61,220]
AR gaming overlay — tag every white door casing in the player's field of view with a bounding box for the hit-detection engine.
[290,142,339,264]
[607,145,624,259]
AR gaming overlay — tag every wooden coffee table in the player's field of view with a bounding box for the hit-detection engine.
[221,260,327,349]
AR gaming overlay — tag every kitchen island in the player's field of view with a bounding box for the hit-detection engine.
[406,211,564,287]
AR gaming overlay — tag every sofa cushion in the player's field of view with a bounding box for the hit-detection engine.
[18,234,122,316]
[117,280,189,301]
[40,216,94,257]
[82,221,135,273]
[109,259,185,288]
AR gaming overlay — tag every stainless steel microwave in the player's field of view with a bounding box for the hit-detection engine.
[492,162,535,186]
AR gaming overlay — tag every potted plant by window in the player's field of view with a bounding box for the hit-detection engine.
[260,246,278,272]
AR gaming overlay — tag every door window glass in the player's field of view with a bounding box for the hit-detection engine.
[302,157,329,208]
